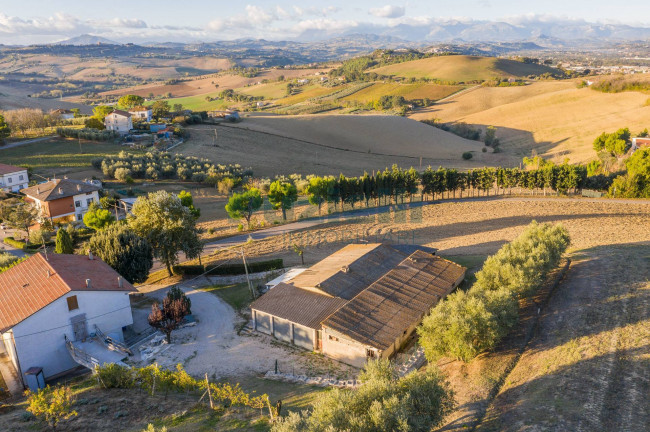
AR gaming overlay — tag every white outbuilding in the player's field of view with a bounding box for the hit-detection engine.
[0,253,135,386]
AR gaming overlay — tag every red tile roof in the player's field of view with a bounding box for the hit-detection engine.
[0,253,135,332]
[20,179,101,202]
[0,163,26,176]
[110,110,132,118]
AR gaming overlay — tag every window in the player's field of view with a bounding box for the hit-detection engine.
[86,198,93,206]
[328,335,339,342]
[77,213,82,220]
[7,178,11,184]
[75,200,81,208]
[67,295,79,311]
[19,175,24,180]
[366,348,376,358]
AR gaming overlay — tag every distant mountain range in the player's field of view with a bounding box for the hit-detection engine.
[54,34,120,46]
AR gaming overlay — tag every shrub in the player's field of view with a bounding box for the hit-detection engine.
[96,363,135,389]
[205,258,283,276]
[25,385,78,429]
[4,236,26,250]
[29,229,52,245]
[418,221,570,362]
[114,167,133,181]
[462,152,473,160]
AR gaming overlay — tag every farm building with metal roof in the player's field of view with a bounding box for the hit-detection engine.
[250,244,466,367]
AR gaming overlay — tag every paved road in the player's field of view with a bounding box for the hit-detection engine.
[151,195,650,271]
[0,135,55,150]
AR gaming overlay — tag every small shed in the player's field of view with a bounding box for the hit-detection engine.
[264,268,307,291]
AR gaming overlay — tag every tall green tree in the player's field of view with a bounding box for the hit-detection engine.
[55,229,74,254]
[129,191,203,277]
[225,188,263,227]
[151,101,171,120]
[92,105,114,121]
[83,203,116,230]
[178,190,201,219]
[305,177,331,215]
[118,94,145,109]
[89,224,153,283]
[3,200,38,238]
[0,114,11,143]
[268,180,298,220]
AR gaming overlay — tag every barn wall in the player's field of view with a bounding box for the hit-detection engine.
[272,317,292,343]
[321,327,371,368]
[254,311,272,335]
[293,324,314,350]
[12,291,133,379]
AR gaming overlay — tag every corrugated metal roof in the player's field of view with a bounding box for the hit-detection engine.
[250,283,347,330]
[0,253,135,332]
[291,244,408,300]
[322,251,466,350]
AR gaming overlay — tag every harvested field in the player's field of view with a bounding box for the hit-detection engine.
[178,114,499,176]
[341,82,463,104]
[409,79,650,163]
[370,55,558,82]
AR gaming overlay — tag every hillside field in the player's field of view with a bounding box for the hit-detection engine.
[410,79,650,163]
[341,82,464,104]
[178,114,504,176]
[370,55,559,82]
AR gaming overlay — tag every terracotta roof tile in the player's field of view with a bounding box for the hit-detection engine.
[20,179,100,201]
[0,253,135,332]
[0,163,26,176]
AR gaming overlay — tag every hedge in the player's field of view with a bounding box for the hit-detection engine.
[172,258,283,276]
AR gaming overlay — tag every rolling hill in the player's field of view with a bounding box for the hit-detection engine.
[370,55,559,82]
[409,79,650,163]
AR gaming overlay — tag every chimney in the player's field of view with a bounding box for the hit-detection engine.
[36,187,40,194]
[58,187,63,195]
[86,279,91,289]
[88,251,94,260]
[117,277,123,289]
[46,269,51,277]
[341,265,350,273]
[76,184,81,191]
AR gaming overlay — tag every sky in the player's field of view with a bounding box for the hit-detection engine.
[1,0,650,45]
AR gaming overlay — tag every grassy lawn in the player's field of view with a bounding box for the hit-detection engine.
[236,81,289,99]
[0,138,141,176]
[200,282,255,311]
[150,94,232,111]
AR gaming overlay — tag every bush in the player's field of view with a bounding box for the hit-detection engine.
[29,229,52,245]
[418,221,570,362]
[96,363,135,388]
[205,258,283,276]
[4,236,27,250]
[462,152,473,160]
[171,264,205,275]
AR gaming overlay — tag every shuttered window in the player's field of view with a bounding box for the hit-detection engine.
[67,295,79,311]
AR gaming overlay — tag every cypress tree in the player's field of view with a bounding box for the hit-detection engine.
[55,229,74,254]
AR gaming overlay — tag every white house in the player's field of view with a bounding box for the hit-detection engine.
[0,163,29,193]
[104,110,133,134]
[0,253,135,383]
[21,179,101,224]
[128,106,153,122]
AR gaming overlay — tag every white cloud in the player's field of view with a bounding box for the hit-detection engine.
[369,5,405,19]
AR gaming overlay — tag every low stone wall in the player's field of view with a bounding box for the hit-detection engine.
[264,371,360,389]
[205,269,282,285]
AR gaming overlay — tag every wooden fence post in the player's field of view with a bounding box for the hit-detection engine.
[205,373,213,409]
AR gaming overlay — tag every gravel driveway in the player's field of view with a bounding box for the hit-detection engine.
[134,277,320,379]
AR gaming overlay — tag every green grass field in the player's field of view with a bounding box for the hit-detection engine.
[342,82,463,103]
[237,81,289,99]
[201,282,254,312]
[151,93,232,111]
[275,84,342,105]
[370,55,558,82]
[0,139,142,175]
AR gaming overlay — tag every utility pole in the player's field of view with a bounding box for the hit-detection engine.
[78,136,82,154]
[213,129,218,146]
[241,248,255,300]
